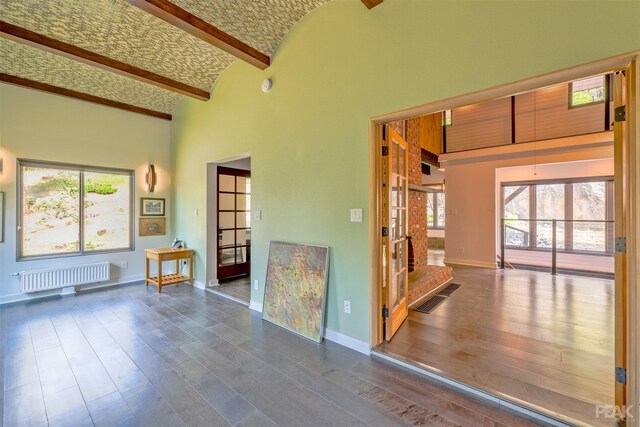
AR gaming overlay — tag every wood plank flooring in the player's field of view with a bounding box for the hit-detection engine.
[377,266,615,426]
[1,282,537,427]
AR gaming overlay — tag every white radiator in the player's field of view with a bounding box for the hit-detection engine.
[21,262,110,293]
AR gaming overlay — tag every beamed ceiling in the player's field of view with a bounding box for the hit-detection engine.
[0,0,383,120]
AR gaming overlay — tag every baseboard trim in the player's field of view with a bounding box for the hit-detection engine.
[371,350,573,427]
[323,328,371,355]
[0,276,145,306]
[245,300,370,355]
[194,280,206,290]
[249,300,263,312]
[444,258,497,269]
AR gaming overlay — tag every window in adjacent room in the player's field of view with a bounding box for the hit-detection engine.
[427,191,445,229]
[569,75,606,108]
[502,177,613,254]
[18,160,134,259]
[442,109,453,126]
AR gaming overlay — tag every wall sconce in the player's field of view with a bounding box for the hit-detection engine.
[145,164,156,193]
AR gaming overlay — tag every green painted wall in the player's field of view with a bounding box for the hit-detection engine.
[170,0,640,343]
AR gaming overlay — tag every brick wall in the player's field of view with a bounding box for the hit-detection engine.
[405,118,428,269]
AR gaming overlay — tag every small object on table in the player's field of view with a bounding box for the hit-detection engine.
[145,247,194,293]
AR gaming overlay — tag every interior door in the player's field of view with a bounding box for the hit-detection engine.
[217,166,251,281]
[383,126,409,341]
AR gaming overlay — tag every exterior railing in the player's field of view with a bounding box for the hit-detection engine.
[500,218,614,275]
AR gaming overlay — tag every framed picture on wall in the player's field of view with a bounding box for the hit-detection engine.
[140,197,165,216]
[139,217,166,236]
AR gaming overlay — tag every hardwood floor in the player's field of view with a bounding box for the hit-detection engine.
[1,282,537,427]
[211,276,251,303]
[377,265,615,426]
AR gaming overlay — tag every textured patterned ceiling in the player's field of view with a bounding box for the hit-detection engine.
[171,0,330,55]
[0,39,180,114]
[0,0,331,117]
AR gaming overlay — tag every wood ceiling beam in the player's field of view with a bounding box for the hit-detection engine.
[361,0,383,9]
[0,21,209,101]
[0,73,172,120]
[125,0,270,70]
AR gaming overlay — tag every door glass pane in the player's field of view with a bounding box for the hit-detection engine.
[236,211,250,228]
[391,177,398,207]
[391,243,397,275]
[236,229,251,246]
[398,146,405,175]
[236,247,247,263]
[398,177,405,208]
[22,166,80,256]
[237,194,250,211]
[219,230,234,247]
[397,209,404,238]
[573,182,606,251]
[536,184,565,249]
[84,171,131,252]
[219,212,234,229]
[397,271,405,304]
[397,240,404,273]
[219,174,235,192]
[391,209,398,240]
[391,273,398,306]
[219,193,235,210]
[237,176,251,194]
[392,141,398,174]
[219,248,235,266]
[503,185,530,247]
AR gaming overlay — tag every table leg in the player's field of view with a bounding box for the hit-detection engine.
[176,259,179,276]
[158,259,163,293]
[189,253,194,286]
[145,256,149,286]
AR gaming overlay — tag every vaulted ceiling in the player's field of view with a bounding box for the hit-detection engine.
[0,0,383,120]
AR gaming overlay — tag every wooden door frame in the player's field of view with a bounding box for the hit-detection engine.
[368,50,640,420]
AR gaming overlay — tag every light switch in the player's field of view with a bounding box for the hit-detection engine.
[253,210,262,221]
[350,208,363,222]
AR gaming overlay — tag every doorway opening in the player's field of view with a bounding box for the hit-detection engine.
[206,156,251,305]
[369,54,638,426]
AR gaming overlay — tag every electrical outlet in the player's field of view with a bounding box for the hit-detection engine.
[120,261,128,269]
[459,247,465,254]
[254,280,259,290]
[344,300,351,314]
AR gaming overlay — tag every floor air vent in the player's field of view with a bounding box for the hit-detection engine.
[437,283,461,297]
[413,295,447,314]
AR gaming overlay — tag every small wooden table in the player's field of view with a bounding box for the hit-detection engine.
[145,247,194,293]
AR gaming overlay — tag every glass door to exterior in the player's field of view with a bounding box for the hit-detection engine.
[217,166,251,281]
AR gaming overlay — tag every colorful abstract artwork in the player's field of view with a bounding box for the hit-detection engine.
[262,241,329,343]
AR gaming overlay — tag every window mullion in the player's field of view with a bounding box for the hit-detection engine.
[529,185,536,249]
[79,170,85,255]
[565,183,573,252]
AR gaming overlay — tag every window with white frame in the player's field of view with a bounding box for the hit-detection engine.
[18,160,134,259]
